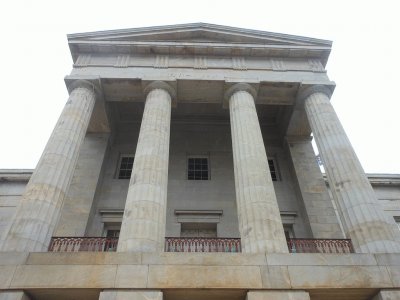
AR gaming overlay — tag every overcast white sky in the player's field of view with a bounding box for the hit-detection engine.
[0,0,399,173]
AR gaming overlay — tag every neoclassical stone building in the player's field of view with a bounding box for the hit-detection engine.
[0,23,399,300]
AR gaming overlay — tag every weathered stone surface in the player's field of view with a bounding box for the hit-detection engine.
[147,265,262,288]
[114,265,148,288]
[141,252,266,266]
[10,265,117,288]
[246,290,310,300]
[0,84,96,252]
[0,291,31,300]
[228,85,287,253]
[260,266,291,288]
[372,290,400,300]
[118,85,172,252]
[26,252,141,265]
[0,266,16,288]
[374,253,400,266]
[0,253,28,265]
[266,253,377,266]
[288,265,392,288]
[386,266,400,286]
[304,90,400,253]
[99,290,162,300]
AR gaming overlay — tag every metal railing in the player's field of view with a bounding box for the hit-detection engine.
[48,237,118,252]
[286,238,354,253]
[165,237,241,252]
[48,237,354,254]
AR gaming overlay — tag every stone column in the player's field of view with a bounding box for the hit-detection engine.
[227,83,288,253]
[0,81,96,252]
[117,81,173,252]
[303,86,400,253]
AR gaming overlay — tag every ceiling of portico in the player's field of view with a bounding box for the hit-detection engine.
[111,101,286,128]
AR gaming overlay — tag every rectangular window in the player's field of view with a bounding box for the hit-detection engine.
[118,156,134,179]
[188,157,209,180]
[268,158,279,181]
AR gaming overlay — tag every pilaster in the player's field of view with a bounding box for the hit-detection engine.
[54,132,110,236]
[285,136,344,238]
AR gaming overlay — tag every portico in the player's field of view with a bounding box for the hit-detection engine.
[1,23,399,300]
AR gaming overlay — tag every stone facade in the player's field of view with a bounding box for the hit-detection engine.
[0,23,399,299]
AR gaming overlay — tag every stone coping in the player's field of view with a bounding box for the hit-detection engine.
[0,252,399,290]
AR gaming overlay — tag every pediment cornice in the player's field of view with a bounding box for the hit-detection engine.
[67,23,332,66]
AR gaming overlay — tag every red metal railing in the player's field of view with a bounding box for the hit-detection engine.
[48,237,118,252]
[165,237,241,253]
[286,238,354,253]
[48,237,354,254]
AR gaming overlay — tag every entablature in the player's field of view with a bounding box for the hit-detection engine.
[73,53,326,74]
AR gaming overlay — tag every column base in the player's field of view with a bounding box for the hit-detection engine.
[247,291,310,300]
[0,291,31,300]
[372,289,400,300]
[99,290,162,300]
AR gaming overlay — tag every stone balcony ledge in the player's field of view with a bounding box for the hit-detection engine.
[0,252,399,292]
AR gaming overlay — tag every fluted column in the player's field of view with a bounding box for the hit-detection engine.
[117,81,173,252]
[303,86,400,253]
[227,83,288,253]
[0,81,96,252]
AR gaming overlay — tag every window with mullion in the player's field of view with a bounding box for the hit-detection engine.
[268,158,279,181]
[118,156,134,179]
[188,157,209,180]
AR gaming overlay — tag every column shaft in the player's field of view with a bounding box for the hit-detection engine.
[0,85,96,252]
[229,90,288,253]
[304,91,400,253]
[117,88,171,252]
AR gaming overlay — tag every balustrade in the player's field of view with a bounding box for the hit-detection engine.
[48,237,354,254]
[48,237,118,252]
[286,238,354,253]
[165,237,241,253]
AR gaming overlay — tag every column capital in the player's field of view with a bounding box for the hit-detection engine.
[143,81,177,105]
[224,82,258,101]
[297,84,334,103]
[65,77,103,101]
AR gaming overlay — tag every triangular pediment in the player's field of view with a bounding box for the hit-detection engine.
[68,23,331,47]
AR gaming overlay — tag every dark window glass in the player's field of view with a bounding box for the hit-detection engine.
[268,159,278,181]
[118,156,134,179]
[188,158,209,180]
